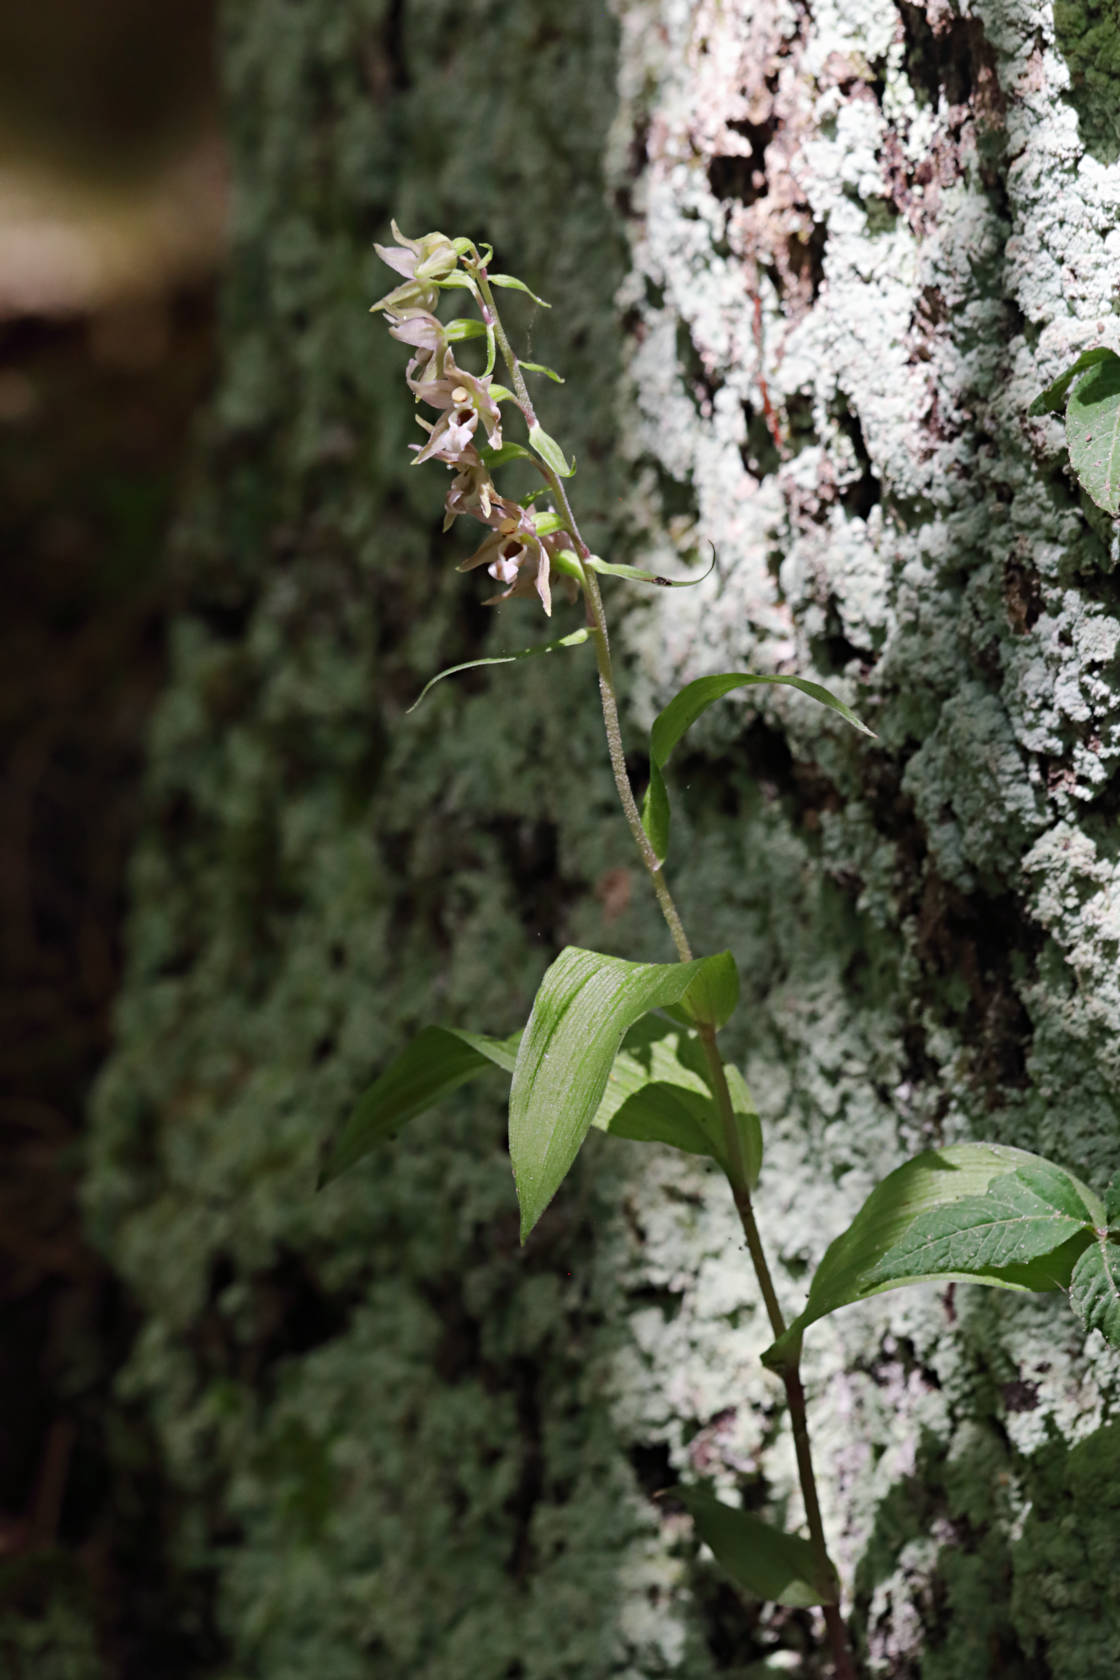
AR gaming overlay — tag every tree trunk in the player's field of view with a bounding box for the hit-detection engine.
[88,0,1120,1675]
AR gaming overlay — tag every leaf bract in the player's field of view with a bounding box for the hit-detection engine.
[528,423,574,478]
[408,628,591,712]
[489,274,551,307]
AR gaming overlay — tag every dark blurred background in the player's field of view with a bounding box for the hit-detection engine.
[1,1,224,1666]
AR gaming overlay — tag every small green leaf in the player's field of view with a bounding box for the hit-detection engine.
[763,1144,1101,1368]
[1070,1236,1120,1347]
[1067,357,1120,514]
[489,383,515,403]
[675,1487,837,1608]
[435,275,480,297]
[408,628,591,712]
[321,1026,519,1185]
[1029,347,1120,416]
[520,360,564,383]
[529,511,569,537]
[444,318,489,342]
[583,549,717,589]
[478,441,538,469]
[510,947,738,1240]
[1105,1172,1120,1230]
[641,672,875,865]
[528,423,574,478]
[490,273,551,307]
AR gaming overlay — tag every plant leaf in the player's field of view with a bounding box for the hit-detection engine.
[530,511,569,537]
[641,672,875,865]
[1067,356,1120,514]
[723,1061,763,1190]
[763,1144,1101,1370]
[478,441,538,469]
[867,1161,1096,1280]
[661,948,740,1029]
[1106,1172,1120,1230]
[489,273,551,307]
[675,1487,837,1607]
[520,360,564,383]
[583,548,716,589]
[1029,347,1120,416]
[444,318,489,342]
[408,628,591,712]
[509,947,738,1240]
[528,423,574,478]
[321,1026,519,1185]
[591,1017,761,1183]
[1070,1236,1120,1348]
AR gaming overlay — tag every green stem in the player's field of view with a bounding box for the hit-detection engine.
[476,264,692,961]
[473,264,857,1679]
[696,1031,856,1680]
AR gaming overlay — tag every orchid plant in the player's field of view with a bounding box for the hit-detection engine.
[322,224,1120,1678]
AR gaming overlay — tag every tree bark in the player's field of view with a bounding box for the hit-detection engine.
[89,0,1120,1675]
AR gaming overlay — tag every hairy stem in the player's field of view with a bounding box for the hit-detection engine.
[477,263,693,960]
[699,1029,856,1680]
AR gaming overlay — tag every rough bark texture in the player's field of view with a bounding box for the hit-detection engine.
[87,0,1120,1676]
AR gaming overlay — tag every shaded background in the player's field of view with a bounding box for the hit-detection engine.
[0,1,223,1667]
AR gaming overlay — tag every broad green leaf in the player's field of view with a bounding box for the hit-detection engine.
[641,672,875,865]
[867,1162,1096,1280]
[321,1026,519,1185]
[1070,1236,1120,1347]
[676,1487,837,1607]
[528,423,574,478]
[407,628,591,712]
[490,273,551,307]
[592,1017,761,1184]
[1067,356,1120,514]
[1106,1172,1120,1230]
[1029,347,1120,416]
[510,946,738,1239]
[520,360,564,383]
[763,1144,1101,1370]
